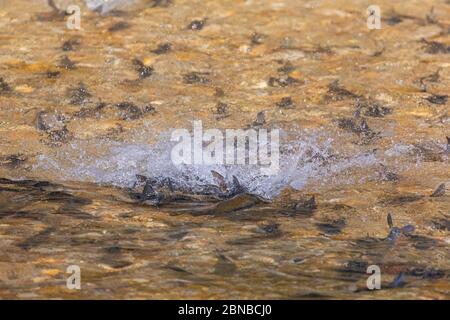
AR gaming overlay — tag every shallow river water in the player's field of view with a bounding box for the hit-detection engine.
[0,0,449,299]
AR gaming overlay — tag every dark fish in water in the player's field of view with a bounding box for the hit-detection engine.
[250,32,266,45]
[207,193,267,214]
[336,118,379,143]
[276,97,296,109]
[183,72,210,84]
[387,212,394,229]
[355,99,392,118]
[164,264,192,274]
[294,195,317,212]
[406,267,446,280]
[187,19,206,31]
[254,111,265,126]
[407,234,439,250]
[0,77,12,93]
[389,272,406,288]
[132,58,153,79]
[0,154,27,169]
[108,21,130,32]
[130,173,260,209]
[277,61,296,74]
[421,39,450,54]
[69,83,91,105]
[214,254,237,276]
[151,43,172,54]
[211,170,228,193]
[116,102,143,120]
[58,56,77,70]
[325,80,360,101]
[212,102,231,120]
[380,194,424,206]
[229,175,247,197]
[150,0,173,8]
[431,217,450,231]
[430,183,446,197]
[316,218,345,235]
[425,94,448,105]
[62,39,80,51]
[385,213,415,243]
[269,76,299,88]
[258,223,280,235]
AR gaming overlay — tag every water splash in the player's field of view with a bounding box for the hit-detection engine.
[33,126,425,198]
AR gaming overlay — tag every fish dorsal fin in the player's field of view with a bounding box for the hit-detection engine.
[387,212,394,229]
[211,170,228,192]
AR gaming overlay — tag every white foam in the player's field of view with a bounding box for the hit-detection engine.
[33,127,422,198]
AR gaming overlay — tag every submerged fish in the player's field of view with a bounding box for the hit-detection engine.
[385,213,415,243]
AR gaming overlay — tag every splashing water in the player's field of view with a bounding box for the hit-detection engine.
[32,127,422,198]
